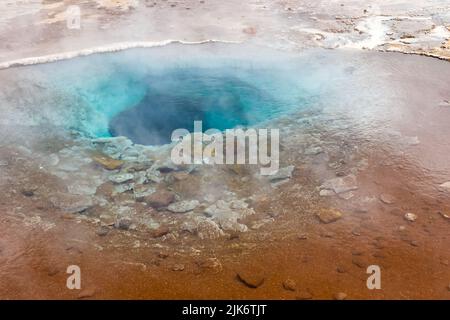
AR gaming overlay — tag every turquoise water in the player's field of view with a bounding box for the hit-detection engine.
[35,44,337,145]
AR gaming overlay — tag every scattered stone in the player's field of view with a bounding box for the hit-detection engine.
[21,189,35,197]
[167,200,199,213]
[96,226,110,236]
[297,234,308,240]
[267,165,295,182]
[145,190,176,209]
[338,191,355,200]
[282,279,297,291]
[196,258,223,273]
[236,270,265,288]
[316,208,343,224]
[336,265,347,273]
[296,290,313,300]
[351,229,361,236]
[380,193,396,204]
[319,189,335,197]
[352,257,366,268]
[92,153,124,170]
[50,193,93,214]
[109,173,134,184]
[404,213,417,222]
[320,174,358,194]
[410,240,420,247]
[204,200,254,233]
[115,218,132,230]
[172,264,185,271]
[438,211,450,220]
[77,288,96,299]
[334,292,347,300]
[150,226,170,238]
[304,146,323,155]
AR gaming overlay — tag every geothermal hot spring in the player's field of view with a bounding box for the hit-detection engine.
[4,43,346,145]
[1,42,450,299]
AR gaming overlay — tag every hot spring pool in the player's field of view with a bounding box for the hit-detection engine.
[15,43,350,145]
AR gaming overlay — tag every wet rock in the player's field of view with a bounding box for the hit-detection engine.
[145,190,175,209]
[115,218,133,230]
[96,226,110,236]
[204,200,254,233]
[167,200,199,213]
[320,174,358,194]
[92,137,133,158]
[304,146,323,155]
[296,290,313,300]
[236,269,265,288]
[181,217,225,240]
[380,193,396,204]
[113,182,134,195]
[77,288,96,299]
[316,208,343,224]
[172,264,185,271]
[404,212,417,222]
[21,189,35,197]
[297,234,308,240]
[334,292,347,300]
[109,173,134,184]
[50,193,93,214]
[409,240,420,247]
[267,165,295,182]
[146,169,162,183]
[282,279,297,291]
[133,185,156,201]
[150,226,170,238]
[92,153,124,170]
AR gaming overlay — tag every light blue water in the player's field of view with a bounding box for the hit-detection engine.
[34,44,340,145]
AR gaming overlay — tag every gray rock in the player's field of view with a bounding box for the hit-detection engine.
[181,217,225,240]
[109,173,134,184]
[204,200,254,233]
[320,174,358,194]
[167,200,200,213]
[304,146,323,155]
[267,165,295,182]
[50,194,93,214]
[115,218,133,230]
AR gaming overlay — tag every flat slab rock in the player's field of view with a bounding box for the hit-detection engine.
[320,174,358,194]
[167,200,199,213]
